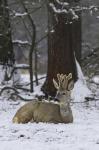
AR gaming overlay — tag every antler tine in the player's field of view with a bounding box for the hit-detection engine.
[57,74,64,88]
[57,74,61,88]
[57,74,60,82]
[62,74,68,89]
[67,73,73,91]
[62,73,72,90]
[57,73,60,87]
[67,73,72,80]
[60,74,64,83]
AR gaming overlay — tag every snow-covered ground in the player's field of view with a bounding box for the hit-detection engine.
[0,72,99,150]
[0,96,99,150]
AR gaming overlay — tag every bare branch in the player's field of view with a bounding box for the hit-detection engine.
[19,0,36,93]
[9,93,34,101]
[0,86,19,96]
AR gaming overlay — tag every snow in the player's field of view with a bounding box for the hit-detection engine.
[49,2,79,20]
[69,9,79,20]
[0,97,99,150]
[71,79,91,102]
[14,12,27,17]
[49,3,68,14]
[0,65,99,150]
[75,55,86,84]
[13,40,31,45]
[72,56,92,102]
[56,0,69,6]
[92,75,99,85]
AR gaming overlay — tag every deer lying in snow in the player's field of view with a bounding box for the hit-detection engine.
[12,73,74,124]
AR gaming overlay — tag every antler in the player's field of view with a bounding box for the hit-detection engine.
[57,74,64,88]
[53,73,73,90]
[67,73,72,80]
[62,74,68,90]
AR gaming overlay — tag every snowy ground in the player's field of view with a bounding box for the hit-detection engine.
[0,99,99,150]
[0,74,99,150]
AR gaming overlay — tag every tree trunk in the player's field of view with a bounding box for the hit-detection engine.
[42,1,82,97]
[0,0,14,65]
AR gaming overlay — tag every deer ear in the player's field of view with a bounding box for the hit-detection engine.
[53,78,59,89]
[67,80,74,90]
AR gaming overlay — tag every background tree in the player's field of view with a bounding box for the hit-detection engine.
[0,0,15,66]
[42,0,81,96]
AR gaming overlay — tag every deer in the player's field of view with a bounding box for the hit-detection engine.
[12,73,74,124]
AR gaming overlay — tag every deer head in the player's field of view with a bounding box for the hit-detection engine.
[53,73,74,104]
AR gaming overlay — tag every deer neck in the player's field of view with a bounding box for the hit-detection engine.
[59,101,72,122]
[60,101,71,112]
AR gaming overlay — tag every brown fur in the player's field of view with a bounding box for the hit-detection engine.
[13,101,73,124]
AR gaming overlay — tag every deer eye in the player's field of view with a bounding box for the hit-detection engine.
[62,92,66,95]
[67,88,70,91]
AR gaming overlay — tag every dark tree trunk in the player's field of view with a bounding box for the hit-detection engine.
[42,1,82,96]
[0,0,15,65]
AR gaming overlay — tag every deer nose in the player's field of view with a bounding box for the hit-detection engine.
[54,98,59,101]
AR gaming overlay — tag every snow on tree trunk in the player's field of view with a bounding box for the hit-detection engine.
[71,57,92,102]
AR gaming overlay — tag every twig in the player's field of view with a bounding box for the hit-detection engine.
[85,97,99,102]
[26,76,46,86]
[81,47,99,61]
[14,86,30,92]
[0,86,19,96]
[9,93,34,101]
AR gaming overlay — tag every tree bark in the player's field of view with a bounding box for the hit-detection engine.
[42,1,82,96]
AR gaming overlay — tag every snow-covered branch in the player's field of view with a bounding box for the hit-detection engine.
[73,5,99,13]
[49,2,99,22]
[55,0,69,7]
[49,3,68,14]
[12,40,31,46]
[69,9,79,20]
[49,2,79,21]
[14,12,27,17]
[12,11,28,18]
